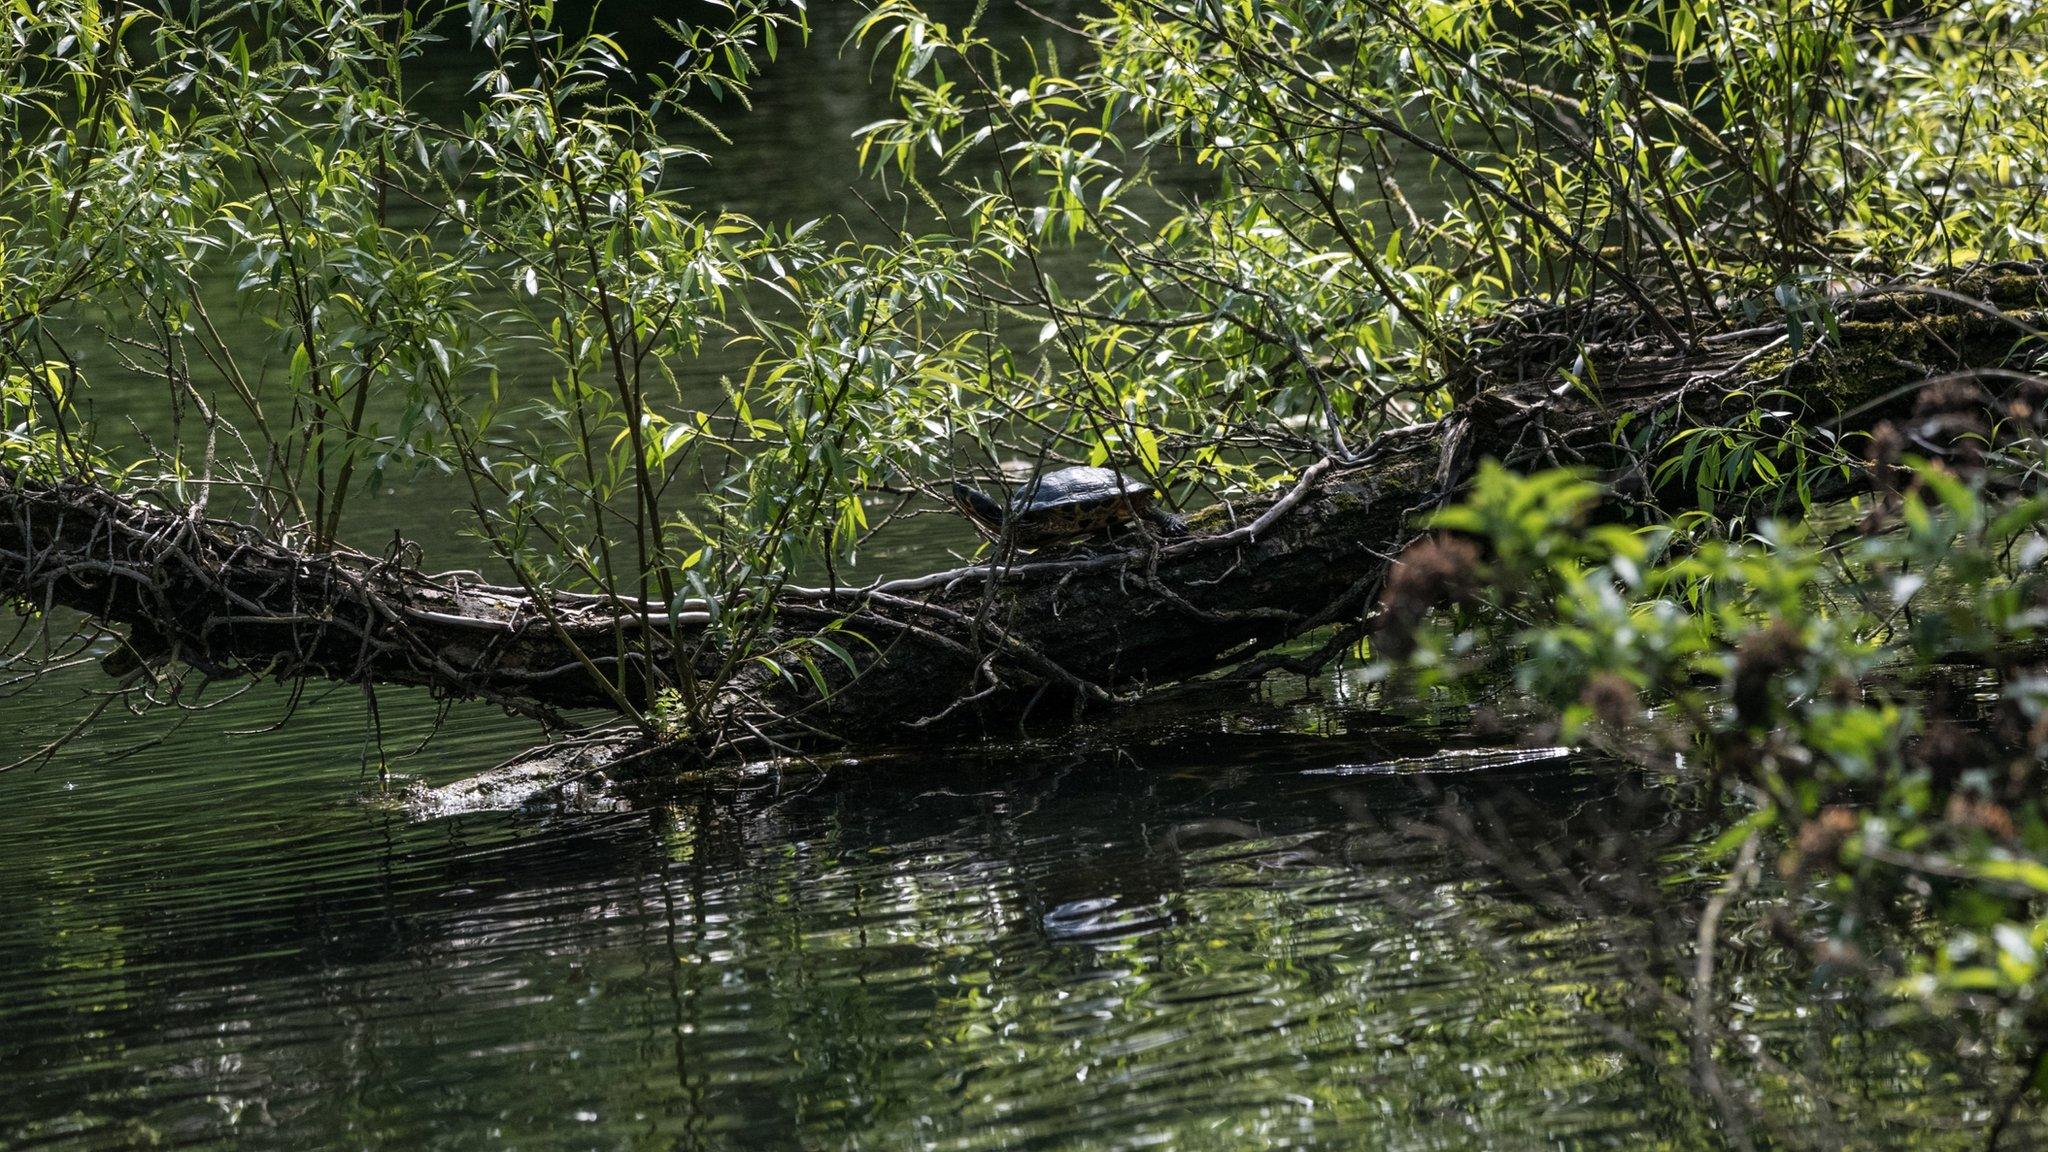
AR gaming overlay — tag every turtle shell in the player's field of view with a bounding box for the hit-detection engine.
[957,466,1157,548]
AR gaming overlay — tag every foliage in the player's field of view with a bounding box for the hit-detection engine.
[1381,450,2048,1043]
[0,361,104,481]
[0,0,2044,726]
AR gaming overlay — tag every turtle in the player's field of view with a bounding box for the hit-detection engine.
[949,466,1186,551]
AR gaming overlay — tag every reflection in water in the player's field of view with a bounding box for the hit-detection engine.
[0,673,2031,1150]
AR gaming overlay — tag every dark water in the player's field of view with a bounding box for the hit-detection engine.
[0,675,2023,1150]
[1,5,2036,1150]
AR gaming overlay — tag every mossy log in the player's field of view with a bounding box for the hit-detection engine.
[2,271,2045,772]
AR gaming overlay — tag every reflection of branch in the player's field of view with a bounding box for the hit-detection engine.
[1990,1035,2047,1151]
[1395,777,2006,1147]
[1692,833,1761,1152]
[1391,781,1774,1138]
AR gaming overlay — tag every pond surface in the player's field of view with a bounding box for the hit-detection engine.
[0,673,2022,1150]
[0,4,2035,1149]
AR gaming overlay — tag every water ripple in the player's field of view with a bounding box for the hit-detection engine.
[0,676,2028,1150]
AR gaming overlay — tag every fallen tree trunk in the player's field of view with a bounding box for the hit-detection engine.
[751,269,2048,740]
[5,270,2046,773]
[0,477,701,721]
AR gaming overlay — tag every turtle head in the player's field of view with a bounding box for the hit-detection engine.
[950,481,1008,538]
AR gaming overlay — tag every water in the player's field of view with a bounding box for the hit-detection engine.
[1,5,2038,1149]
[0,677,2022,1149]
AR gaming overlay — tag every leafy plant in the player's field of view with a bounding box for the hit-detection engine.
[1384,453,2048,1037]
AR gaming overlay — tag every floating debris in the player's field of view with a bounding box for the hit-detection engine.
[1303,746,1575,777]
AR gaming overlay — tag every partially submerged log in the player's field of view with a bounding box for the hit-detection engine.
[4,270,2046,783]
